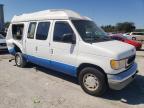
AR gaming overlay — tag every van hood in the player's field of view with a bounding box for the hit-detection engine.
[91,40,135,59]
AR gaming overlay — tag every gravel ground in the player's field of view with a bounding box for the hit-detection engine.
[0,51,144,108]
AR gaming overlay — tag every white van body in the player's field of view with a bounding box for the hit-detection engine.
[6,9,138,96]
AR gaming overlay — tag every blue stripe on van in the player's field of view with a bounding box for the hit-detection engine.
[26,55,77,77]
[8,48,16,55]
[8,48,77,76]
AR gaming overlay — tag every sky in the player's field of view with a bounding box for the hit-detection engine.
[0,0,144,29]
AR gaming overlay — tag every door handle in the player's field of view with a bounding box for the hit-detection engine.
[35,46,38,51]
[51,49,53,54]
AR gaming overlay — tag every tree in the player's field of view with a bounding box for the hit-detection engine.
[101,22,136,33]
[116,22,135,33]
[101,25,115,32]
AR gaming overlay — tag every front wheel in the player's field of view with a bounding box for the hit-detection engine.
[15,52,27,68]
[79,67,108,96]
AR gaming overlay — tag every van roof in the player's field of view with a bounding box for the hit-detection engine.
[11,9,91,22]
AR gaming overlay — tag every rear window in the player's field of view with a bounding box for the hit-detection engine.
[27,22,37,39]
[111,36,123,41]
[12,24,24,40]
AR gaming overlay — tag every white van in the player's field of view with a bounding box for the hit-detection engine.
[6,9,138,96]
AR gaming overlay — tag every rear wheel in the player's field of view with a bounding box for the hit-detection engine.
[79,67,108,96]
[15,52,27,68]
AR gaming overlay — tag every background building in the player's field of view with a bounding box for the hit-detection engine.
[0,4,4,31]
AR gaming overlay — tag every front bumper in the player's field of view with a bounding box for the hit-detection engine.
[107,63,138,90]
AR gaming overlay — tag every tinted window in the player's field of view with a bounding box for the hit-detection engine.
[117,37,122,40]
[27,22,37,39]
[12,24,24,40]
[112,37,122,40]
[112,37,118,40]
[36,22,50,40]
[53,22,74,42]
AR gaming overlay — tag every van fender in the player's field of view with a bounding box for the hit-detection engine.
[76,55,112,75]
[6,39,24,55]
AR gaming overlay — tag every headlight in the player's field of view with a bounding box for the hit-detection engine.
[110,59,126,70]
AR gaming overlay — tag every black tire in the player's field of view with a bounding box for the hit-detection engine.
[132,37,136,40]
[15,52,27,68]
[79,67,108,96]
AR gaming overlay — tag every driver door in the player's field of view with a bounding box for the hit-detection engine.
[50,20,78,76]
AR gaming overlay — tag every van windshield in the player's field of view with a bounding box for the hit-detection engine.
[72,20,111,43]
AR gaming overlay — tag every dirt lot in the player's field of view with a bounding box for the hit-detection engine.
[0,51,144,108]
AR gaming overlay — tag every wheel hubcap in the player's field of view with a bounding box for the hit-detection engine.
[16,55,21,66]
[83,73,99,91]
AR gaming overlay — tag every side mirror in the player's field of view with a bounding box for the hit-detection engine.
[62,33,76,44]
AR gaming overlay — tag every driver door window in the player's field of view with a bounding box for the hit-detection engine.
[53,21,74,43]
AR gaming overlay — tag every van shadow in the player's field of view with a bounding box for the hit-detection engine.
[27,64,144,105]
[30,64,78,84]
[102,74,144,105]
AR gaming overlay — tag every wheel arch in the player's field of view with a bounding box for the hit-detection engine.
[8,43,23,55]
[77,63,107,79]
[13,44,22,53]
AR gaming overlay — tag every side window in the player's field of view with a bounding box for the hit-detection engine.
[12,24,24,40]
[112,37,118,40]
[53,21,74,43]
[117,37,122,41]
[27,22,37,39]
[116,37,121,40]
[36,22,50,40]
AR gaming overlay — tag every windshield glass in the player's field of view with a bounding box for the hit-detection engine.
[0,34,4,39]
[72,20,111,43]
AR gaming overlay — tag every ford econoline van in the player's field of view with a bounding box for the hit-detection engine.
[6,9,138,96]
